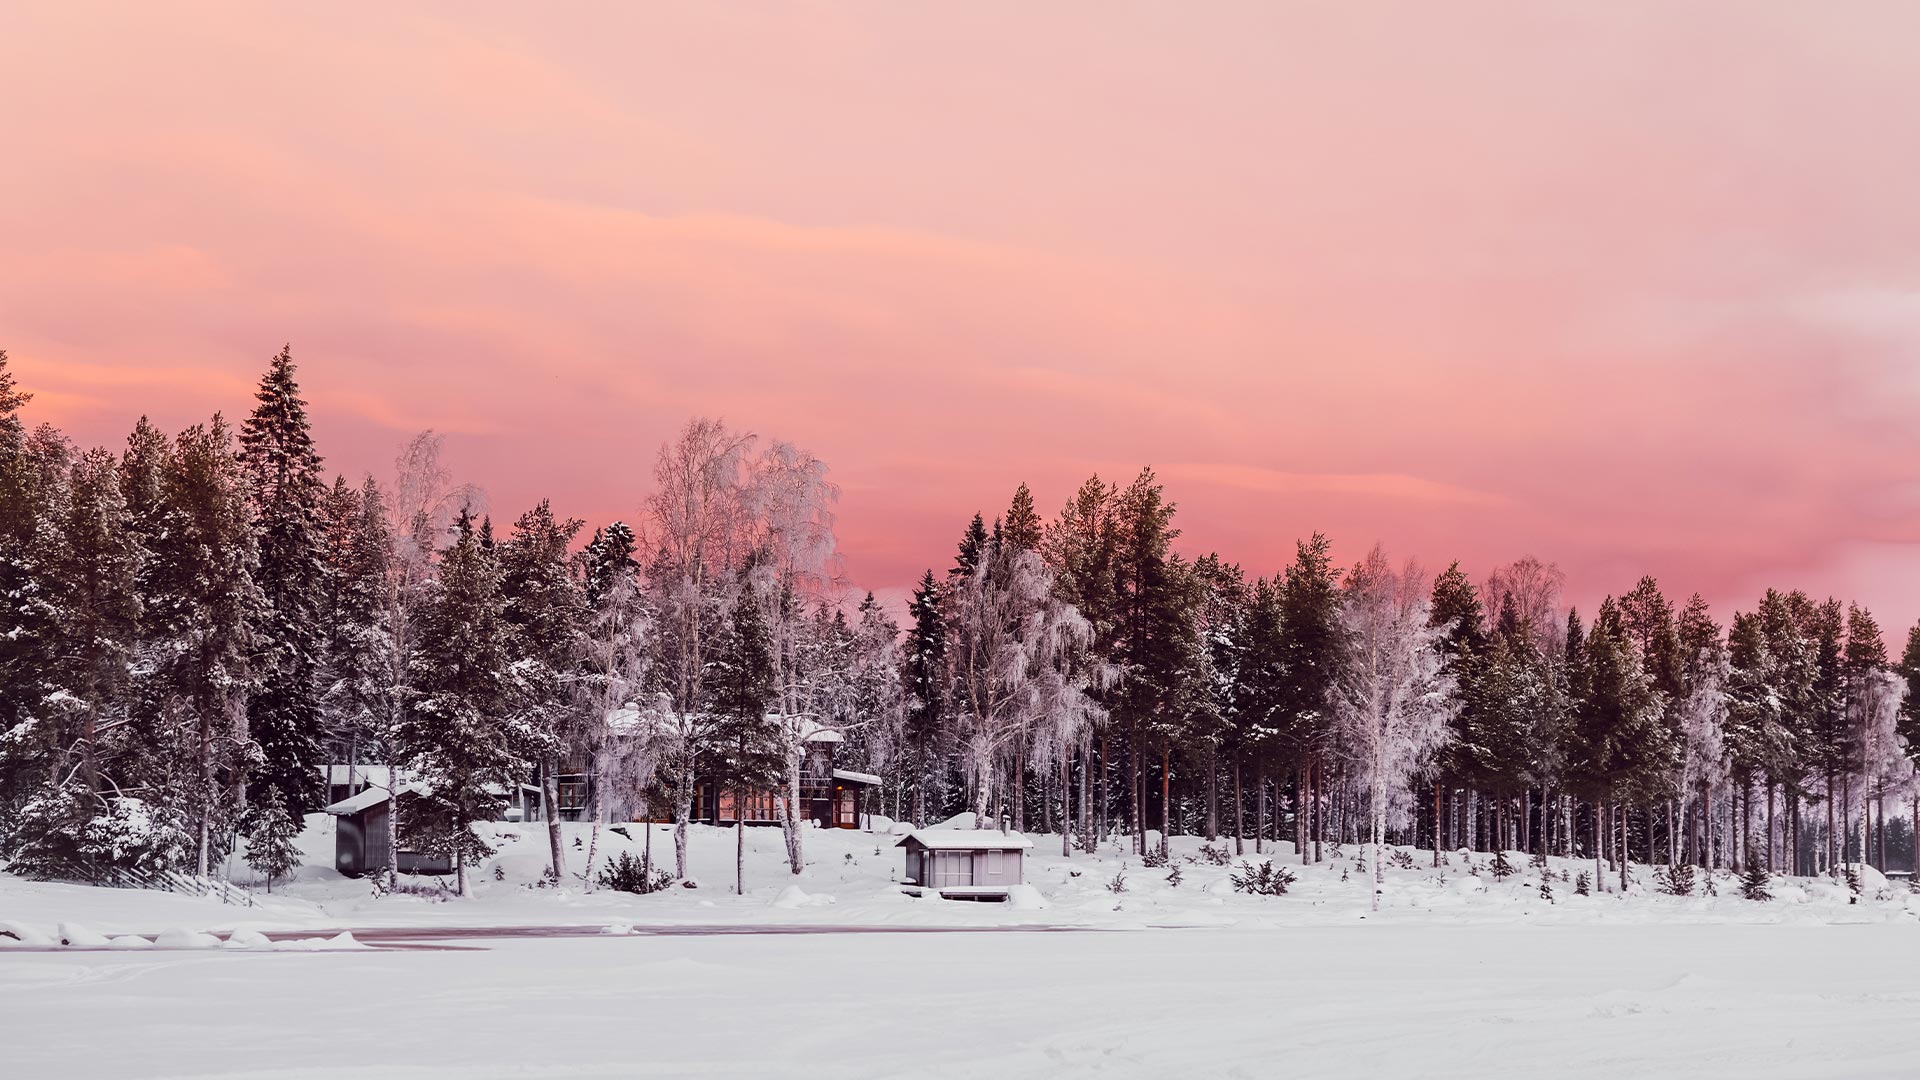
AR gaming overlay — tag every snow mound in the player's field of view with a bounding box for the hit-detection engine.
[603,922,635,936]
[58,922,110,947]
[1450,876,1486,895]
[1848,863,1889,893]
[1004,884,1049,910]
[107,935,153,949]
[0,920,54,946]
[274,932,367,951]
[154,928,222,949]
[223,929,274,950]
[772,885,835,909]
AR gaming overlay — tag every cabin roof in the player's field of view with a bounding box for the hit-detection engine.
[895,829,1034,852]
[322,782,429,816]
[831,768,881,786]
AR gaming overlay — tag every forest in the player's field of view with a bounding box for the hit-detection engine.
[2,347,1917,898]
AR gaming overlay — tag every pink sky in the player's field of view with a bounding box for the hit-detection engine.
[6,2,1920,631]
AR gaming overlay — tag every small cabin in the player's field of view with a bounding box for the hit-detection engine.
[322,784,453,877]
[896,829,1032,898]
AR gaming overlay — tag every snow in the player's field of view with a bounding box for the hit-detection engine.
[4,925,1919,1078]
[6,821,1920,1076]
[898,828,1035,850]
[830,768,882,786]
[321,782,425,815]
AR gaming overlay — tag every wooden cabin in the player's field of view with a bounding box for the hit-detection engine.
[897,829,1032,898]
[322,784,453,877]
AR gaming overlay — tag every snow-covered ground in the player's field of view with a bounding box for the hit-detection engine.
[5,818,1920,1077]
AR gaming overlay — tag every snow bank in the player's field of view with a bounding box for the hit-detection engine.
[0,920,54,946]
[58,922,111,947]
[223,929,274,950]
[273,932,367,951]
[772,885,835,909]
[154,928,222,949]
[1004,884,1049,910]
[107,935,153,949]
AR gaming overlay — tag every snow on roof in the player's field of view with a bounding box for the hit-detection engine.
[895,829,1034,851]
[322,782,428,816]
[831,769,881,786]
[323,764,397,787]
[795,716,843,744]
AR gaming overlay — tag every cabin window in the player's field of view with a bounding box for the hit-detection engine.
[987,850,1003,876]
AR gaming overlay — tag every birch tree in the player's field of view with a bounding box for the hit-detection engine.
[1331,546,1456,912]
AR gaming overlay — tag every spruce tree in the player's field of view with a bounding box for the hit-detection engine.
[498,500,587,882]
[238,347,329,819]
[1002,482,1043,554]
[708,581,782,895]
[902,569,948,826]
[395,510,522,896]
[244,787,302,892]
[321,477,396,786]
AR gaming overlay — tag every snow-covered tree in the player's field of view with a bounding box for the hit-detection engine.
[238,347,329,819]
[1331,546,1457,911]
[243,786,302,892]
[394,510,525,897]
[498,500,587,883]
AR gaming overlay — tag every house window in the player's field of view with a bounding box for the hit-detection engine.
[987,850,1003,876]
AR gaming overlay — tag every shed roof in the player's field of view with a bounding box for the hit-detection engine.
[831,768,882,787]
[323,782,429,816]
[895,829,1034,851]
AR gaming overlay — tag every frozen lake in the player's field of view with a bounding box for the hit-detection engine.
[6,922,1917,1079]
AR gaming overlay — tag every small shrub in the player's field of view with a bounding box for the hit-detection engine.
[1489,849,1516,880]
[1141,847,1169,869]
[597,851,675,895]
[1107,867,1128,894]
[1574,871,1591,896]
[1530,849,1549,869]
[1538,878,1554,903]
[1740,861,1771,902]
[1166,865,1184,888]
[1388,849,1415,871]
[1844,865,1862,895]
[1231,860,1297,896]
[1657,863,1696,896]
[1197,842,1233,866]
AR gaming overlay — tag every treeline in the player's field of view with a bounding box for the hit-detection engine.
[2,348,1917,898]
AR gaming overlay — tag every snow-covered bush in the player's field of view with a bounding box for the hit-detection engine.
[1141,847,1169,869]
[1231,860,1296,896]
[597,851,674,894]
[1656,863,1695,896]
[1740,862,1771,902]
[1197,842,1233,866]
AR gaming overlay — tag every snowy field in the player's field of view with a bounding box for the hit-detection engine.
[5,924,1919,1078]
[6,818,1920,1078]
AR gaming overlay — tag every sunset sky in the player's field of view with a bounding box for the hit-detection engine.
[6,3,1920,628]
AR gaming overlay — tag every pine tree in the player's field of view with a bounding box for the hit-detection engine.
[320,477,396,791]
[1739,859,1771,901]
[708,581,782,895]
[902,569,948,826]
[244,787,302,892]
[952,513,991,582]
[395,510,523,896]
[1001,482,1043,554]
[1277,533,1344,863]
[498,500,587,882]
[239,347,329,819]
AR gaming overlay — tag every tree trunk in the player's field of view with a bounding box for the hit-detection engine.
[1160,747,1172,856]
[1060,752,1073,857]
[1233,762,1245,856]
[543,757,567,883]
[455,809,470,897]
[781,750,804,875]
[1255,771,1266,855]
[1206,751,1219,842]
[735,785,746,896]
[674,766,694,879]
[583,778,604,893]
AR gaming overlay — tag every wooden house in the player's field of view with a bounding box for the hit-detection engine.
[593,710,882,830]
[897,829,1032,898]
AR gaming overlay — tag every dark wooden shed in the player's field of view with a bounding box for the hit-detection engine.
[323,785,453,877]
